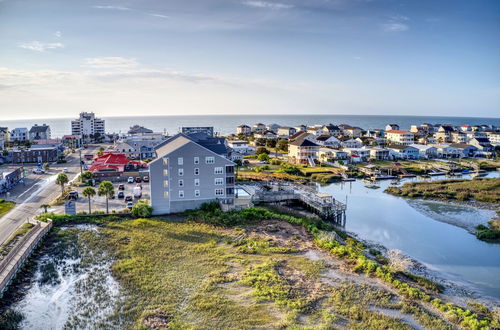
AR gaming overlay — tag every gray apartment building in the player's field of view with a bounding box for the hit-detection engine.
[149,133,235,215]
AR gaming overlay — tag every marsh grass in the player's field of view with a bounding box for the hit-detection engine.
[0,199,15,218]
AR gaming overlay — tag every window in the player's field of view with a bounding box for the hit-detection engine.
[178,179,184,187]
[178,157,183,165]
[163,191,169,198]
[205,156,215,164]
[194,179,200,186]
[195,190,200,197]
[163,180,169,187]
[214,167,223,174]
[226,177,234,184]
[226,187,234,195]
[215,189,224,196]
[194,157,199,164]
[163,169,169,176]
[194,168,199,175]
[163,157,168,165]
[178,168,184,176]
[215,178,223,185]
[225,165,234,174]
[179,190,184,198]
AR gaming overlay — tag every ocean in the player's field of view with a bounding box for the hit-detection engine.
[2,114,499,138]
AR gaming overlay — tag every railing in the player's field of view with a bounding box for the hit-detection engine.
[0,220,52,295]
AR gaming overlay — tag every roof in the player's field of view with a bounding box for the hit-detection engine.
[315,135,336,142]
[386,130,411,134]
[29,125,50,133]
[439,125,455,132]
[289,131,309,141]
[387,145,417,150]
[237,124,250,128]
[323,124,340,130]
[89,152,147,173]
[289,137,318,147]
[449,143,476,149]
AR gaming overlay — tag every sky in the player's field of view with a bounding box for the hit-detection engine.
[0,0,499,120]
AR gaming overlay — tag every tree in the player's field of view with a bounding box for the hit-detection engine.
[266,139,277,148]
[98,181,115,214]
[257,153,270,162]
[40,204,50,213]
[2,150,8,156]
[97,146,105,156]
[82,187,96,214]
[131,200,153,218]
[55,172,69,194]
[43,163,50,171]
[81,171,93,182]
[256,147,269,155]
[276,139,288,152]
[255,138,266,146]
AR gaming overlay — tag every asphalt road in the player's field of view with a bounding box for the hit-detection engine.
[0,145,99,245]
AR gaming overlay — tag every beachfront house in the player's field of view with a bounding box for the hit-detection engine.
[321,124,341,137]
[449,144,478,158]
[343,148,370,163]
[367,147,390,160]
[149,133,235,215]
[266,124,281,133]
[313,135,341,147]
[252,123,266,132]
[434,125,455,143]
[29,124,51,141]
[10,128,28,142]
[429,144,461,158]
[385,124,400,131]
[340,138,363,149]
[227,140,254,155]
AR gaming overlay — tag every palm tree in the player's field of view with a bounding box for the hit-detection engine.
[40,204,50,213]
[81,171,93,182]
[98,181,115,214]
[55,172,69,194]
[82,187,96,214]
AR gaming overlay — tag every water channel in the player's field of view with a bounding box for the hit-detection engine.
[320,172,500,301]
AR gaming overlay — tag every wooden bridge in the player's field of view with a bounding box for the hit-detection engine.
[0,219,52,297]
[246,182,347,225]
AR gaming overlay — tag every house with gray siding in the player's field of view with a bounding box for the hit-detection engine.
[149,133,235,215]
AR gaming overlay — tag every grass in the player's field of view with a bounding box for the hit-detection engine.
[0,199,15,218]
[0,222,34,260]
[385,177,500,204]
[5,206,498,329]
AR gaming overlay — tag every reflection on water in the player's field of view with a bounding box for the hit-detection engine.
[320,172,500,301]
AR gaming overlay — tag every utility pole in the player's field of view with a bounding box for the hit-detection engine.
[79,148,83,177]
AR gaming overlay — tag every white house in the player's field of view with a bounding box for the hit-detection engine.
[277,126,297,138]
[340,139,363,149]
[252,123,266,132]
[29,124,51,141]
[388,145,419,160]
[385,130,414,146]
[236,125,251,135]
[410,144,437,159]
[343,148,370,162]
[313,135,340,147]
[227,140,254,155]
[429,144,462,158]
[11,128,28,142]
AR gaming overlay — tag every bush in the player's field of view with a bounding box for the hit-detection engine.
[131,200,153,218]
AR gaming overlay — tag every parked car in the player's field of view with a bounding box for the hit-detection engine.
[133,187,142,199]
[127,177,134,183]
[117,191,125,199]
[125,196,133,202]
[63,168,68,173]
[127,202,134,209]
[135,177,142,183]
[118,184,125,190]
[32,168,45,174]
[142,176,149,182]
[68,191,79,200]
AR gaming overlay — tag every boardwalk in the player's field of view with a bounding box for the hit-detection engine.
[0,220,52,297]
[247,182,347,224]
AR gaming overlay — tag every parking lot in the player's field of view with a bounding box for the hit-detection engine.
[67,177,150,214]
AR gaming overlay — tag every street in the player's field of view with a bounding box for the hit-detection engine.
[0,145,100,245]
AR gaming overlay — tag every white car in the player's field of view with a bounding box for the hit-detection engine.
[127,177,134,183]
[63,168,68,173]
[32,169,45,174]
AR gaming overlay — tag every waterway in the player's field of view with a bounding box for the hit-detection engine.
[320,172,500,302]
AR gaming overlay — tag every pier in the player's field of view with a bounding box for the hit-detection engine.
[0,220,52,297]
[246,182,347,225]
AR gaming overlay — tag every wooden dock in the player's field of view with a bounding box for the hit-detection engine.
[0,220,52,297]
[249,182,347,225]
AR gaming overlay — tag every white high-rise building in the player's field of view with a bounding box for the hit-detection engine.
[71,112,105,142]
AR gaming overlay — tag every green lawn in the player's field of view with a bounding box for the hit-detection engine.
[0,199,15,218]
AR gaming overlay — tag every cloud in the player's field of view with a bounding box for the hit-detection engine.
[54,31,62,38]
[382,23,409,32]
[84,57,139,69]
[149,13,169,19]
[92,5,130,11]
[243,1,294,9]
[19,41,64,52]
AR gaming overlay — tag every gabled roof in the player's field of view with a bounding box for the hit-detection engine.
[449,143,476,149]
[289,131,309,141]
[29,125,50,133]
[290,137,318,147]
[323,124,340,130]
[387,144,417,150]
[315,135,336,142]
[386,130,412,134]
[237,124,250,128]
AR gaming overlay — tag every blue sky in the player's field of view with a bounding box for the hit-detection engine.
[0,0,499,119]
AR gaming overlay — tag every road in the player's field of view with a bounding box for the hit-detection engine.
[0,146,99,245]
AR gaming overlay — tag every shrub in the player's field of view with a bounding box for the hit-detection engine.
[131,200,154,218]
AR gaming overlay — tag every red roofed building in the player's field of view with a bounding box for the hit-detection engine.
[89,152,148,179]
